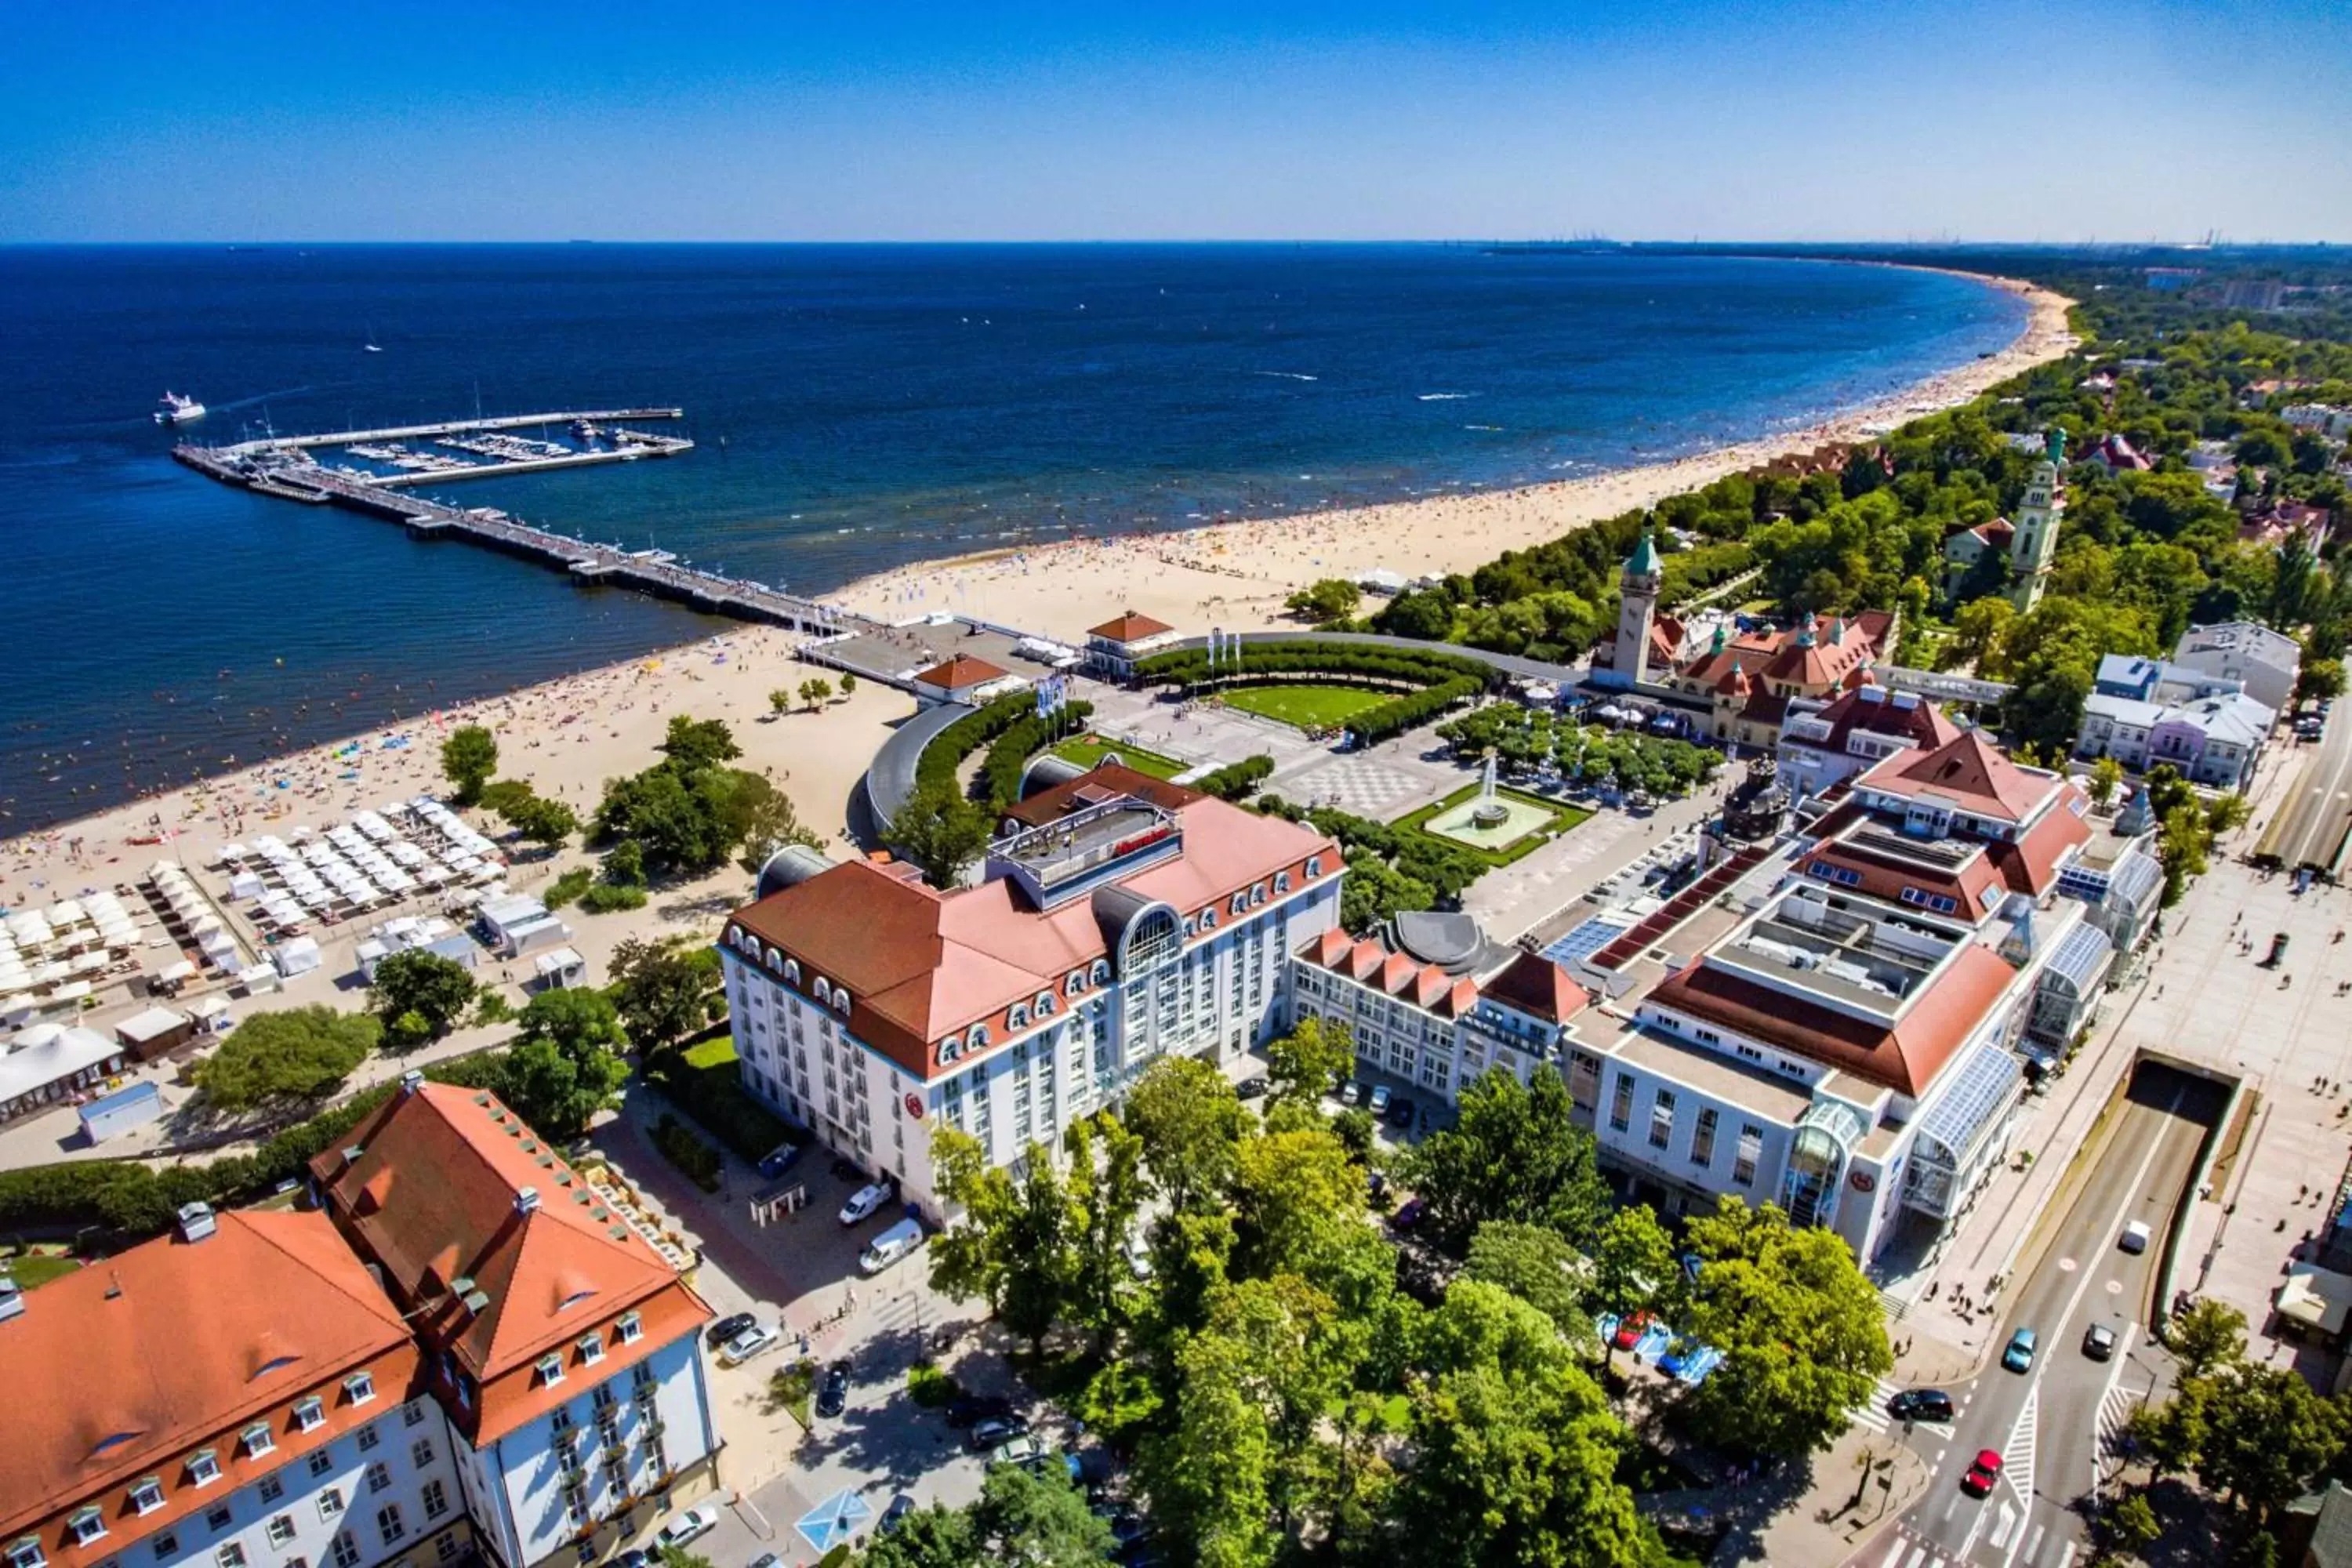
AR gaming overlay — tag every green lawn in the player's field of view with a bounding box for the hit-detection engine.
[1,1250,81,1290]
[656,1036,802,1164]
[1053,735,1187,780]
[1395,782,1592,867]
[1221,684,1390,729]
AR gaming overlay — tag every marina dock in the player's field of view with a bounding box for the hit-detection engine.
[174,409,866,639]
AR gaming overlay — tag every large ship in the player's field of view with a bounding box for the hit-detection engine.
[152,390,206,424]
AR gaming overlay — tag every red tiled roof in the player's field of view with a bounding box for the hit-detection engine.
[314,1083,711,1443]
[1,1212,417,1560]
[1088,611,1177,642]
[1305,933,1483,1019]
[1806,833,2005,920]
[1859,729,2053,824]
[913,653,1013,691]
[731,767,1339,1076]
[1478,950,1590,1024]
[1789,687,1962,757]
[1649,942,2018,1097]
[1987,786,2094,895]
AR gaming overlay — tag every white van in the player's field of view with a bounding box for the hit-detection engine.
[860,1217,924,1274]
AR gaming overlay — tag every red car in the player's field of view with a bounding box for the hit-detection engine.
[1961,1450,2002,1497]
[1610,1312,1654,1352]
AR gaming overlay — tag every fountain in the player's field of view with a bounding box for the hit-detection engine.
[1470,753,1511,829]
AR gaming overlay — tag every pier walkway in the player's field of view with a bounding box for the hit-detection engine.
[174,410,869,641]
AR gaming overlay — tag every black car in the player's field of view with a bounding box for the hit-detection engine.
[1234,1076,1269,1100]
[1887,1388,1955,1425]
[878,1495,917,1535]
[1385,1094,1416,1128]
[815,1360,851,1418]
[946,1392,1016,1428]
[968,1414,1032,1451]
[705,1312,757,1348]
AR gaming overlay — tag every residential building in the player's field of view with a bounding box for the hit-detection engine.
[1940,517,2013,598]
[1,1205,472,1568]
[2283,404,2352,441]
[2076,690,2276,790]
[1777,682,1962,800]
[2092,654,2241,706]
[2078,433,2152,474]
[2172,621,2303,717]
[311,1080,721,1568]
[909,655,1028,709]
[2237,499,2333,554]
[1083,612,1181,681]
[718,765,1343,1217]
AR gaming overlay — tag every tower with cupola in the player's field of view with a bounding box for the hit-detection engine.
[2009,429,2067,611]
[1609,530,1665,689]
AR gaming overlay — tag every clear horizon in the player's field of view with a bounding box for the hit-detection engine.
[4,0,2348,245]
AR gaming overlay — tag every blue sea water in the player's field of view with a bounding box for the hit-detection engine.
[0,244,2022,831]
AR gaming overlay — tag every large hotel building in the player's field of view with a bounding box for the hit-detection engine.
[2,1079,721,1568]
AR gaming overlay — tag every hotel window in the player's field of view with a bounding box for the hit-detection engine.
[376,1504,405,1548]
[1274,871,1291,895]
[294,1397,326,1433]
[355,1423,379,1453]
[343,1371,376,1406]
[412,1436,435,1469]
[216,1548,246,1568]
[309,1451,336,1478]
[318,1490,346,1523]
[7,1542,46,1568]
[365,1463,393,1495]
[535,1353,565,1387]
[578,1332,605,1367]
[130,1479,165,1515]
[1608,1076,1633,1134]
[1690,1108,1718,1167]
[421,1480,449,1522]
[151,1535,178,1562]
[259,1476,284,1505]
[205,1509,233,1534]
[1648,1089,1675,1150]
[67,1510,107,1548]
[267,1518,298,1550]
[403,1400,427,1428]
[242,1421,275,1459]
[329,1537,361,1568]
[189,1450,223,1487]
[1733,1125,1762,1188]
[1009,1004,1028,1029]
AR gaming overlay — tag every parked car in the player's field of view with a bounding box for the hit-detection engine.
[860,1217,924,1274]
[757,1143,804,1180]
[1126,1234,1153,1280]
[990,1432,1047,1468]
[1386,1094,1416,1128]
[1235,1076,1269,1100]
[2002,1327,2038,1373]
[614,1552,650,1568]
[1388,1196,1426,1231]
[1340,1080,1362,1106]
[2118,1220,2151,1254]
[970,1414,1033,1451]
[946,1392,1016,1429]
[839,1182,891,1225]
[705,1312,757,1348]
[747,1555,782,1568]
[878,1496,917,1535]
[2083,1323,2119,1361]
[1610,1312,1655,1352]
[719,1323,782,1367]
[816,1360,851,1417]
[1961,1450,2003,1497]
[1369,1084,1392,1116]
[655,1505,720,1549]
[1887,1388,1955,1425]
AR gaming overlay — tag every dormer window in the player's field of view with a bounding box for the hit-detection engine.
[1229,894,1247,916]
[615,1311,643,1345]
[343,1372,376,1406]
[6,1539,44,1568]
[1065,972,1083,997]
[129,1479,165,1516]
[938,1033,964,1064]
[813,978,832,1005]
[833,989,850,1014]
[1306,855,1323,879]
[188,1450,222,1487]
[782,958,800,985]
[1009,1004,1028,1029]
[241,1422,275,1458]
[1275,871,1291,895]
[535,1354,565,1388]
[1091,960,1110,984]
[577,1334,605,1367]
[968,1024,990,1051]
[1034,991,1054,1017]
[1251,883,1268,906]
[1201,907,1217,930]
[293,1397,325,1433]
[67,1510,106,1548]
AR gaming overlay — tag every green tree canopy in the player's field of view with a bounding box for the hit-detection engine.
[606,936,724,1058]
[369,949,481,1049]
[1286,578,1363,626]
[494,988,631,1138]
[440,724,499,804]
[1465,1220,1593,1345]
[656,714,742,771]
[884,778,993,888]
[1124,1056,1248,1212]
[1677,1197,1893,1457]
[1263,1017,1355,1105]
[1403,1065,1610,1252]
[194,1007,380,1111]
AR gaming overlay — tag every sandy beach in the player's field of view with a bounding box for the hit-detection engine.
[1,271,2072,928]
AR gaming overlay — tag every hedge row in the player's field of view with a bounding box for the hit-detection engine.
[653,1114,723,1192]
[1134,640,1497,690]
[651,1040,800,1166]
[0,1054,506,1241]
[913,691,1049,795]
[977,701,1097,806]
[1193,754,1275,801]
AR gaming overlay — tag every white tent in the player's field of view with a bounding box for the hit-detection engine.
[270,938,322,978]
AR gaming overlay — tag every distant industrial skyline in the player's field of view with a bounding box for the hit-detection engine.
[3,0,2348,243]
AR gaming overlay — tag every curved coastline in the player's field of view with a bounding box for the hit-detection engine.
[0,267,2073,869]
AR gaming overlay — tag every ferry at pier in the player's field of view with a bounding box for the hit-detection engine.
[153,391,206,424]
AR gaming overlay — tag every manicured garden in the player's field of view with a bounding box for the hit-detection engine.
[650,1036,800,1165]
[1220,683,1391,729]
[1402,782,1593,862]
[1052,735,1188,779]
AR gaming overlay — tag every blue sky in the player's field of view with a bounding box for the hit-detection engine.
[3,0,2347,242]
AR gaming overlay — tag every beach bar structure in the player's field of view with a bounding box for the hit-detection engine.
[0,1025,127,1125]
[114,1004,196,1062]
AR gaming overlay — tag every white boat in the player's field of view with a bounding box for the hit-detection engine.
[153,391,206,424]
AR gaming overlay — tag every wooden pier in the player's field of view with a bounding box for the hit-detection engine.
[172,410,867,640]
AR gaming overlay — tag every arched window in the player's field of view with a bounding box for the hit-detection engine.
[782,958,800,985]
[1202,907,1217,930]
[1091,959,1111,985]
[1182,915,1198,937]
[1230,893,1248,917]
[1250,883,1268,906]
[1274,871,1291,895]
[938,1033,964,1063]
[1009,1004,1029,1029]
[969,1023,991,1052]
[1065,971,1084,998]
[1120,906,1183,976]
[813,978,832,1005]
[1306,855,1323,879]
[1034,991,1055,1017]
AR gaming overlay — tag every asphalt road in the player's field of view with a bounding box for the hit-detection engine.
[1865,1061,2227,1568]
[2256,682,2352,873]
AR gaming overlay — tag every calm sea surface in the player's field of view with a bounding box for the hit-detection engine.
[0,244,2022,831]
